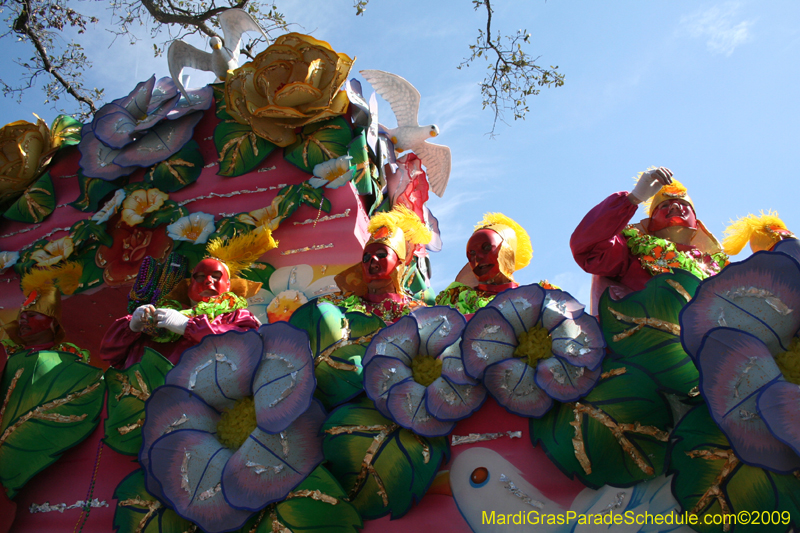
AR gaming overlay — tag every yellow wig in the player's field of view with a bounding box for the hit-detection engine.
[475,213,533,280]
[367,205,432,261]
[723,210,794,255]
[641,177,694,217]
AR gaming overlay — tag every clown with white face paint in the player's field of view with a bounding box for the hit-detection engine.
[101,226,277,368]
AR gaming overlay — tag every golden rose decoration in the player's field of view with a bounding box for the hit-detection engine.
[30,236,74,267]
[120,188,169,226]
[0,117,55,210]
[225,33,354,147]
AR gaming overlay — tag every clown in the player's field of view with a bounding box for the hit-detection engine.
[101,226,277,368]
[722,210,796,256]
[436,213,546,314]
[326,205,432,322]
[571,167,728,313]
[0,263,85,359]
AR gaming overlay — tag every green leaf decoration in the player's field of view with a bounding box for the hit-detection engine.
[171,240,207,271]
[0,350,105,497]
[207,215,252,241]
[104,348,173,456]
[211,82,234,121]
[50,114,83,147]
[69,171,127,213]
[289,300,385,409]
[141,200,188,229]
[112,469,196,533]
[530,359,672,489]
[71,219,113,248]
[348,130,374,196]
[284,117,351,173]
[599,269,702,397]
[275,184,303,220]
[144,140,203,193]
[275,465,362,532]
[239,261,276,286]
[214,119,276,177]
[299,182,332,213]
[322,397,449,520]
[3,172,56,223]
[13,239,47,277]
[76,242,104,293]
[669,404,800,533]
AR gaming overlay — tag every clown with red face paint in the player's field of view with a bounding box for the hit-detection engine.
[571,167,728,314]
[436,213,553,314]
[325,205,432,322]
[100,227,277,368]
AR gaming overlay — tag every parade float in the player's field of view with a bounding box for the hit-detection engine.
[2,16,800,533]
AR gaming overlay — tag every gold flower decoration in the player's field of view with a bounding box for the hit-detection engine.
[225,33,354,147]
[30,236,74,267]
[0,117,55,210]
[120,188,169,226]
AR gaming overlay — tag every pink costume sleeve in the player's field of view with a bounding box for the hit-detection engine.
[570,191,639,278]
[100,315,145,368]
[183,309,262,344]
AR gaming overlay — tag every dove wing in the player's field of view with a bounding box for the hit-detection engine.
[219,8,267,59]
[168,40,214,100]
[360,69,420,128]
[414,142,451,197]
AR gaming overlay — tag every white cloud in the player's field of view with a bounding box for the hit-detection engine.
[680,2,754,56]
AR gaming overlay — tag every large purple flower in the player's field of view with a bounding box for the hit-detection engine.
[362,306,487,437]
[79,76,211,180]
[461,284,605,417]
[140,324,324,533]
[680,248,800,473]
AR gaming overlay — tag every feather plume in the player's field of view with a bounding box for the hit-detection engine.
[21,262,83,296]
[368,205,432,246]
[205,225,278,277]
[723,210,788,255]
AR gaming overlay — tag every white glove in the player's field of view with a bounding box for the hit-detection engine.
[131,305,155,332]
[630,167,673,204]
[156,308,190,336]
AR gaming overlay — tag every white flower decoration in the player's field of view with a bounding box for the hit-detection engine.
[309,155,354,189]
[166,212,216,244]
[246,264,338,323]
[91,189,126,224]
[0,251,20,274]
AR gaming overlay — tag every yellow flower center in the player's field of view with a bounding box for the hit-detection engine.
[266,290,308,323]
[411,355,442,387]
[216,397,257,450]
[775,337,800,385]
[325,166,348,182]
[513,325,552,368]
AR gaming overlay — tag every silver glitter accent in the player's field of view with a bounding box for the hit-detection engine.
[263,352,295,369]
[549,364,567,385]
[181,450,191,492]
[380,367,397,393]
[178,185,287,207]
[483,325,501,335]
[544,295,567,314]
[718,309,728,327]
[739,408,759,421]
[198,483,221,501]
[293,209,351,226]
[312,284,339,296]
[280,432,290,458]
[499,474,544,509]
[733,356,758,398]
[598,492,627,514]
[511,297,532,311]
[280,243,334,256]
[451,431,523,446]
[473,342,489,361]
[29,499,109,514]
[215,353,238,372]
[245,461,284,475]
[268,371,298,408]
[164,413,189,434]
[289,266,297,286]
[724,286,793,315]
[188,359,214,389]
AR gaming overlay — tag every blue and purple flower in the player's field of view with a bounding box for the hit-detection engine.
[140,323,324,533]
[461,284,605,417]
[362,306,487,437]
[680,248,800,473]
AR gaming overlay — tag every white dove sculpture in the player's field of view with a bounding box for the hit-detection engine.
[360,69,452,197]
[168,9,267,101]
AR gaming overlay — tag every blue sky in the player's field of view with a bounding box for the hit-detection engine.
[3,0,799,306]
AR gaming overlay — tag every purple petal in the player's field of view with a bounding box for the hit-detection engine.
[113,110,203,168]
[681,252,800,360]
[772,238,800,264]
[759,381,800,457]
[550,313,606,370]
[149,77,180,112]
[697,328,800,472]
[461,306,517,380]
[78,130,137,180]
[140,385,221,501]
[221,400,325,511]
[483,358,553,417]
[92,104,136,148]
[385,380,455,437]
[134,93,180,132]
[166,330,263,411]
[363,315,419,367]
[541,289,586,331]
[149,428,251,533]
[254,322,316,433]
[411,306,465,357]
[426,376,487,422]
[117,76,156,120]
[168,86,215,119]
[363,355,413,418]
[487,284,545,336]
[535,357,602,402]
[440,342,477,386]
